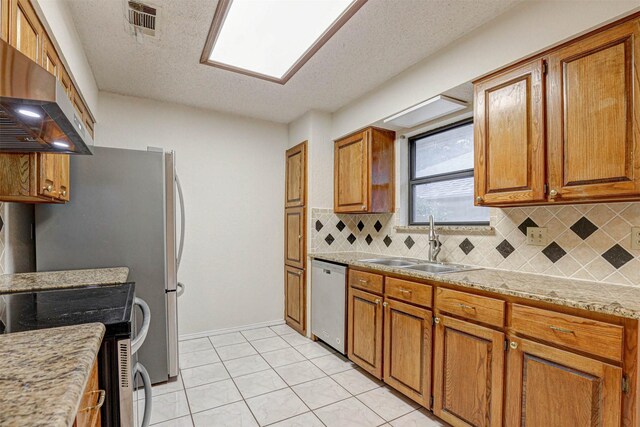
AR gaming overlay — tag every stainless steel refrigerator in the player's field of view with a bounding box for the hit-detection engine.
[35,146,184,384]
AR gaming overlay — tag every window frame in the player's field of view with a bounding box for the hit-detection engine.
[408,118,488,226]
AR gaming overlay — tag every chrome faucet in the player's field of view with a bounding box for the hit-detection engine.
[428,215,442,262]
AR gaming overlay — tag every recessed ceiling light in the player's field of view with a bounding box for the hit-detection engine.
[201,0,367,84]
[17,108,41,118]
[52,141,70,148]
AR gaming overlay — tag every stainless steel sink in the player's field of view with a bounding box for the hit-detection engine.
[360,258,421,267]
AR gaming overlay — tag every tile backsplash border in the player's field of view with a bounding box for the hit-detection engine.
[310,202,640,287]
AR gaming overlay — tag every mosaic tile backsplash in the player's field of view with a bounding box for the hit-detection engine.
[311,202,640,287]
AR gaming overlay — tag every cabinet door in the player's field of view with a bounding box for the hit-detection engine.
[284,207,305,269]
[10,0,42,63]
[348,286,383,379]
[38,153,57,199]
[56,154,69,201]
[284,266,305,334]
[547,19,640,201]
[474,59,546,205]
[433,315,504,427]
[383,299,432,407]
[285,142,306,207]
[334,130,369,213]
[505,336,622,427]
[42,34,60,77]
[1,0,8,41]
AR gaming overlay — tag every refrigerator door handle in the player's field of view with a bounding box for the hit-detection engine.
[176,282,185,297]
[132,297,151,355]
[176,174,185,271]
[134,362,153,427]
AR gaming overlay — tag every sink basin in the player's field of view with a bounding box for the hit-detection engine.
[405,262,479,274]
[360,258,421,267]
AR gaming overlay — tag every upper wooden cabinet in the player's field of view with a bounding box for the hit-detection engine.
[474,14,640,206]
[285,142,306,207]
[505,336,622,427]
[334,127,395,213]
[1,0,9,41]
[10,0,41,63]
[474,59,546,205]
[547,19,640,202]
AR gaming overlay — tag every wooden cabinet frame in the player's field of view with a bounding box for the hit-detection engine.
[285,206,305,269]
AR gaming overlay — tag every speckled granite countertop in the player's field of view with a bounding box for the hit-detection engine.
[310,252,640,319]
[0,267,129,294]
[0,323,105,427]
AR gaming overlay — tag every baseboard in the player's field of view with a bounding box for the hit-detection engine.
[179,319,286,341]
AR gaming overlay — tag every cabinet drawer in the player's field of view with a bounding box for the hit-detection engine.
[349,270,383,294]
[385,277,432,308]
[435,288,505,328]
[510,304,624,361]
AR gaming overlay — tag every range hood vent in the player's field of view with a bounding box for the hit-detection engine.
[0,39,93,154]
[383,95,467,129]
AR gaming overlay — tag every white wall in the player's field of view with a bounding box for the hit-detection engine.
[97,92,288,335]
[331,0,640,138]
[33,0,99,115]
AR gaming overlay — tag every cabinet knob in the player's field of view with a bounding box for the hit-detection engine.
[361,205,366,211]
[44,184,53,192]
[298,235,302,240]
[382,302,389,308]
[510,341,518,350]
[374,299,381,305]
[434,317,440,324]
[549,189,558,198]
[61,190,67,197]
[476,196,483,203]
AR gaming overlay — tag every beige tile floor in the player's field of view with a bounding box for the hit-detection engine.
[136,324,448,427]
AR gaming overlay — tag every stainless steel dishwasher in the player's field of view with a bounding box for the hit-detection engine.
[311,260,347,354]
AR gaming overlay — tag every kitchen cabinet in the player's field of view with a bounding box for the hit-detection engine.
[285,142,306,207]
[284,266,305,334]
[73,356,103,427]
[474,59,546,205]
[505,336,622,427]
[285,207,305,269]
[383,298,432,407]
[348,286,384,379]
[547,18,640,202]
[334,127,395,213]
[473,14,640,206]
[433,314,504,427]
[0,0,95,203]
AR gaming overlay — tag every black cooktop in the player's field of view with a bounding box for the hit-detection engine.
[0,283,135,337]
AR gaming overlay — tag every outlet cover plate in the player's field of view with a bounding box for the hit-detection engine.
[527,227,548,246]
[632,227,640,250]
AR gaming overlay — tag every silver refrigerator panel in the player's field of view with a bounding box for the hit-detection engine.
[35,146,170,384]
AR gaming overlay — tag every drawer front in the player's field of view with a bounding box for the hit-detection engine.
[385,277,432,308]
[510,304,624,361]
[435,288,505,328]
[349,270,383,294]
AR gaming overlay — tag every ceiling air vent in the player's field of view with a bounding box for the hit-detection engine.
[127,1,157,37]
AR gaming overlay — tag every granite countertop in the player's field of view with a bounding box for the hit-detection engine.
[0,267,129,294]
[0,323,105,427]
[310,252,640,319]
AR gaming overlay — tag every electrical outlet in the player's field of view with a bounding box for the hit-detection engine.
[527,227,548,246]
[632,227,640,250]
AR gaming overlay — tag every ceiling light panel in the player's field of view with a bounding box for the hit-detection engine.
[203,0,365,83]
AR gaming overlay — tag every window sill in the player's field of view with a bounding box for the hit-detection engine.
[394,225,495,235]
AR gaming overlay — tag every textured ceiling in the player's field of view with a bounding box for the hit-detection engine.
[66,0,519,123]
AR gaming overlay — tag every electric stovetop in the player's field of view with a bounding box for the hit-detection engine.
[0,282,135,337]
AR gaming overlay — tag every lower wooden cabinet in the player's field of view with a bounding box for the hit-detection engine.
[383,299,432,407]
[432,314,504,427]
[505,336,622,427]
[348,286,384,379]
[0,153,69,202]
[74,357,103,427]
[284,266,305,334]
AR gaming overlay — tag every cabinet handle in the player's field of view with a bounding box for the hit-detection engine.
[359,279,368,284]
[510,341,518,350]
[298,235,302,239]
[361,205,366,211]
[44,184,53,192]
[476,196,483,203]
[382,302,389,307]
[61,189,67,197]
[434,317,440,324]
[398,288,412,295]
[374,299,381,305]
[549,325,574,334]
[549,189,558,198]
[80,390,106,412]
[457,303,475,310]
